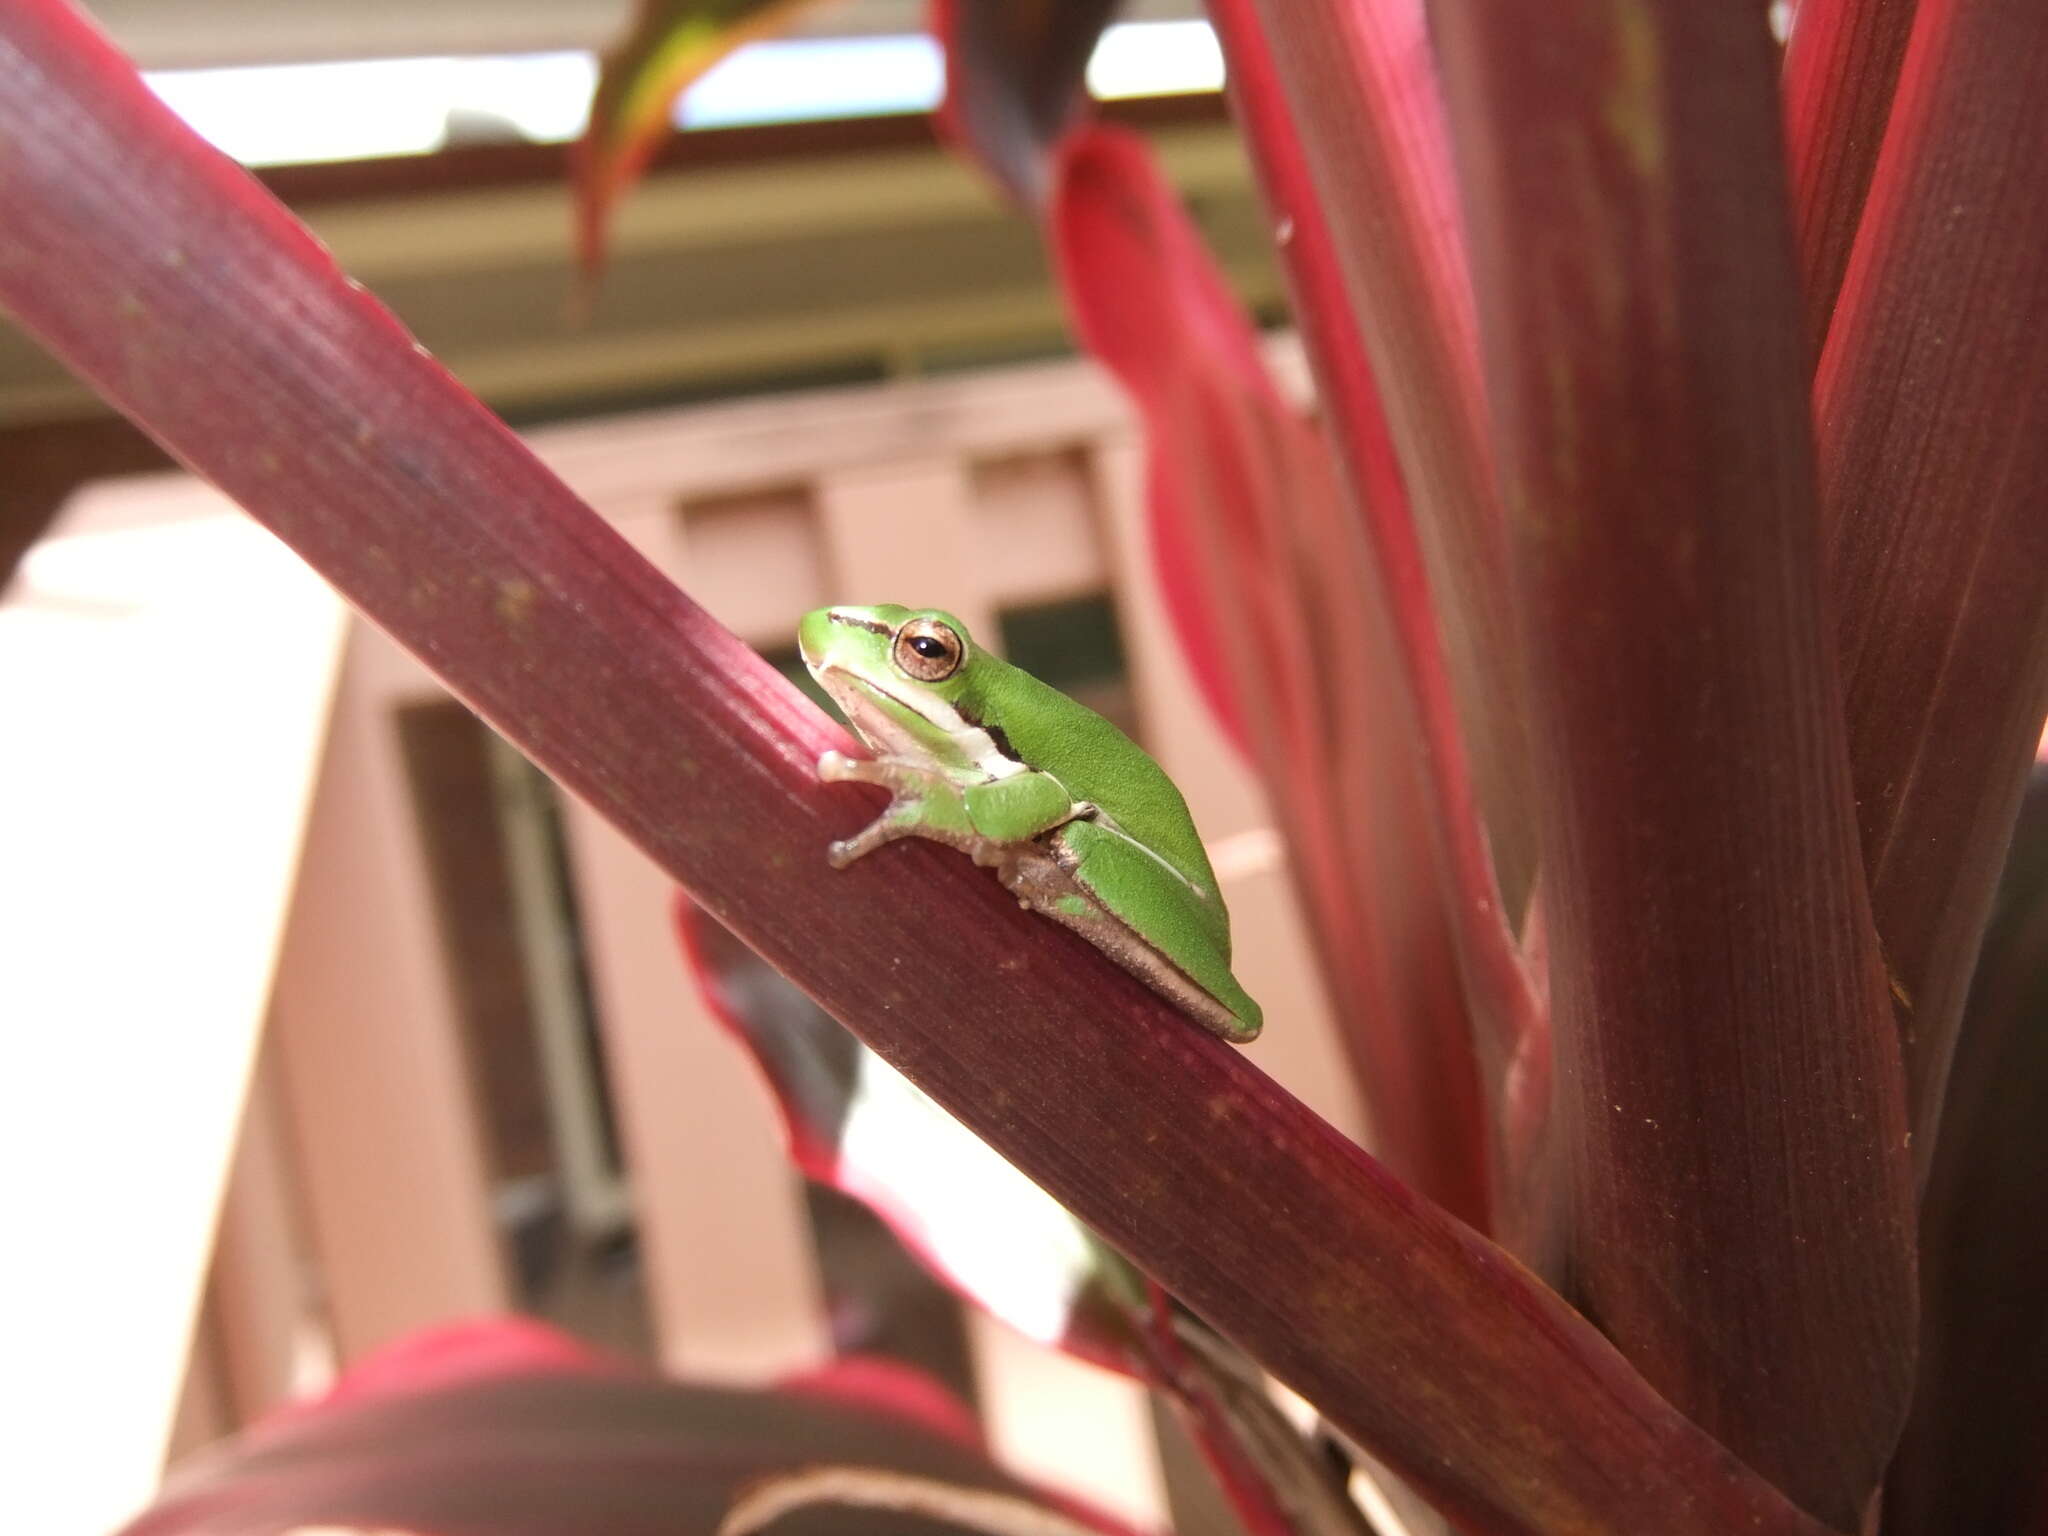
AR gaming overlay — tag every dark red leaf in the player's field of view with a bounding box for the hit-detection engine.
[1048,123,1493,1231]
[1815,0,2048,1166]
[1428,0,1917,1523]
[128,1322,1117,1536]
[0,5,1834,1529]
[1882,772,2048,1535]
[932,0,1119,206]
[780,1355,987,1451]
[1781,0,1919,353]
[272,1316,621,1425]
[1216,0,1533,917]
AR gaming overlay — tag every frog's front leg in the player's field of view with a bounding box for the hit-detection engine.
[819,751,1090,869]
[818,750,979,867]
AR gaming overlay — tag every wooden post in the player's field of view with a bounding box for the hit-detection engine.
[558,797,832,1380]
[269,627,509,1362]
[207,1047,325,1424]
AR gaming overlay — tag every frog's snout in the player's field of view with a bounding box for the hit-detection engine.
[796,607,837,669]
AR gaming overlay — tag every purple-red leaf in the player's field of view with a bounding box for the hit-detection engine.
[126,1320,1110,1536]
[933,0,1119,206]
[1782,0,1919,352]
[1815,0,2048,1165]
[675,897,1153,1376]
[1219,0,1532,917]
[1202,0,1544,1245]
[1428,0,1917,1523]
[1882,772,2048,1535]
[0,5,1835,1529]
[1049,123,1493,1231]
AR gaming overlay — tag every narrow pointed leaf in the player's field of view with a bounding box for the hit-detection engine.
[1427,1,1917,1522]
[1049,124,1492,1230]
[572,0,825,274]
[0,6,1836,1529]
[1781,0,1919,352]
[1883,772,2048,1535]
[126,1322,1116,1536]
[1224,0,1533,915]
[1203,0,1544,1224]
[1815,0,2048,1163]
[674,897,1152,1376]
[933,0,1118,205]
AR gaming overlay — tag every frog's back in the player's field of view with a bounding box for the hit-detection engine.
[961,654,1223,902]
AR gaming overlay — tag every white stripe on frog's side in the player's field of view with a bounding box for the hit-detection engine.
[815,667,1030,782]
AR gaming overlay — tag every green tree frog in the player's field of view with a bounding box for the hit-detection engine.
[798,603,1263,1043]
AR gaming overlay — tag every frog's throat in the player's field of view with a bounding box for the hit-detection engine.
[814,667,1024,781]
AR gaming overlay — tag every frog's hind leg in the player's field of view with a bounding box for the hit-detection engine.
[1044,821,1262,1042]
[998,837,1259,1042]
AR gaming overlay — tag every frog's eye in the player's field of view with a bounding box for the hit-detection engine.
[893,617,964,682]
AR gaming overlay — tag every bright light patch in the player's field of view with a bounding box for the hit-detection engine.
[140,22,1223,170]
[678,35,942,129]
[1087,20,1226,100]
[838,1046,1101,1347]
[147,56,462,165]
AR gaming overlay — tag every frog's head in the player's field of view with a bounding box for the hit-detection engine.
[798,605,988,763]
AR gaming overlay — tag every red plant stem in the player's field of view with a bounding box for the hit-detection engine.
[1220,0,1533,919]
[1781,0,1919,354]
[1202,0,1543,1192]
[1815,0,2048,1168]
[1427,0,1917,1524]
[0,3,1834,1528]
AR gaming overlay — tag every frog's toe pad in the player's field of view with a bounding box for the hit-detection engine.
[818,750,858,782]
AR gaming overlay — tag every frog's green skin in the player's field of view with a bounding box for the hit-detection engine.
[797,603,1262,1043]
